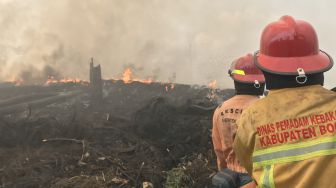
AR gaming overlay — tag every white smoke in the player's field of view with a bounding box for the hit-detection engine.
[0,0,335,88]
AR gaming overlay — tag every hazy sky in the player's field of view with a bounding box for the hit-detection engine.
[0,0,335,88]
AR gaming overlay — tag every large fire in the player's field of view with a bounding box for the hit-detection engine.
[122,68,132,84]
[5,67,173,88]
[120,68,175,92]
[121,68,153,84]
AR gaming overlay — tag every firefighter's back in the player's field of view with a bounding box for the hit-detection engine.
[248,85,336,187]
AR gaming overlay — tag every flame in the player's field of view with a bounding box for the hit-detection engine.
[122,68,132,84]
[6,77,24,86]
[6,67,156,86]
[5,76,88,86]
[138,78,153,84]
[45,76,89,86]
[208,80,217,89]
[121,68,153,84]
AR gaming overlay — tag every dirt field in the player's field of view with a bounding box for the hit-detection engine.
[0,81,234,188]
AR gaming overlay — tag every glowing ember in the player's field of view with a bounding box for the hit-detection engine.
[208,80,217,89]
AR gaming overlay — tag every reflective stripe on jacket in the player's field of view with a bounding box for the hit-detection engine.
[234,85,336,188]
[212,95,259,173]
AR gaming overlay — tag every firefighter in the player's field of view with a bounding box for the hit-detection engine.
[212,53,265,188]
[234,15,336,188]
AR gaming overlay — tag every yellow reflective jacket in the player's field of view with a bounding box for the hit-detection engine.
[234,85,336,188]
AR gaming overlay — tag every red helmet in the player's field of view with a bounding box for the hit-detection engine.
[255,15,333,75]
[229,53,265,85]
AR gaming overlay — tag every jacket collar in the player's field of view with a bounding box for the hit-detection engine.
[268,85,323,96]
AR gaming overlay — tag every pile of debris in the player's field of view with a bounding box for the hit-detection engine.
[0,80,234,187]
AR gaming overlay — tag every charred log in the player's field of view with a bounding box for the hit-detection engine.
[89,58,103,102]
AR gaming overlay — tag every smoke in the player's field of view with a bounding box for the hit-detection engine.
[0,0,335,88]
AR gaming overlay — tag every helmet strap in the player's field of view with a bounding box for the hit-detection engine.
[262,71,324,90]
[295,68,308,84]
[254,80,261,88]
[234,81,265,96]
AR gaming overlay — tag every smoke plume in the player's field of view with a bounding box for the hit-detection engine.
[0,0,335,88]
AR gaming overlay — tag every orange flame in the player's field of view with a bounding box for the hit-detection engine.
[6,77,24,86]
[45,76,89,86]
[121,68,153,84]
[139,79,153,84]
[122,68,133,84]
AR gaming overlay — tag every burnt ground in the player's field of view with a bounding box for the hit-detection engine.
[0,81,234,188]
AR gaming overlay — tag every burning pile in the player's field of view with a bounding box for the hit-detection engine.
[0,62,235,187]
[121,68,153,84]
[0,76,234,187]
[45,76,89,86]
